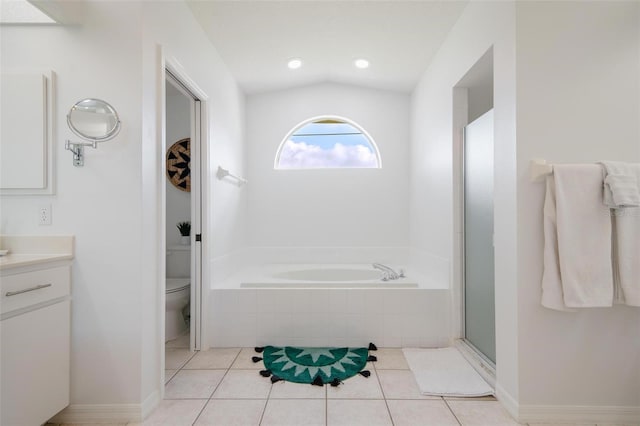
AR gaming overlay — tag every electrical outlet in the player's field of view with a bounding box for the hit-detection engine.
[38,205,52,225]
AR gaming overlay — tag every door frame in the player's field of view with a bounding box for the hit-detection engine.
[460,111,496,369]
[159,53,210,394]
[452,88,496,385]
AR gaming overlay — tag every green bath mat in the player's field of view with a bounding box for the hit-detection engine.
[253,343,377,386]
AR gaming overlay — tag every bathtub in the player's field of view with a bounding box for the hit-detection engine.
[239,264,419,288]
[210,263,450,348]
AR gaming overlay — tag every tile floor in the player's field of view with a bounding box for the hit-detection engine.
[151,344,515,426]
[50,340,634,426]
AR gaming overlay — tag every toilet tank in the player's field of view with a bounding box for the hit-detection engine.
[166,246,191,278]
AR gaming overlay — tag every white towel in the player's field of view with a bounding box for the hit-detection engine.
[600,161,640,208]
[541,175,577,311]
[609,168,640,306]
[553,164,613,308]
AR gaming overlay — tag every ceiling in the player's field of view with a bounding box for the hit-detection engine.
[187,1,468,95]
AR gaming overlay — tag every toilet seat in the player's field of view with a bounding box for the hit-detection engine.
[166,278,190,294]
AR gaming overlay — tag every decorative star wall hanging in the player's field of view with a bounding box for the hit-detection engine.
[167,138,191,192]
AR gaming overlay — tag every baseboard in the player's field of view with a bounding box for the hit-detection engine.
[141,390,161,420]
[49,390,160,424]
[518,403,640,424]
[494,383,519,421]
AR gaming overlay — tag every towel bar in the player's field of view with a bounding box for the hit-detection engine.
[530,159,553,182]
[216,166,247,185]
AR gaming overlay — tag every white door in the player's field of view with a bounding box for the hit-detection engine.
[463,109,495,363]
[166,71,203,351]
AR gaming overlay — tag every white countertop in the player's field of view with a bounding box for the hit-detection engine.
[0,253,74,270]
[0,235,74,271]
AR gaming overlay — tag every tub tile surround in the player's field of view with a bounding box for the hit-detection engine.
[210,288,450,348]
[209,246,451,348]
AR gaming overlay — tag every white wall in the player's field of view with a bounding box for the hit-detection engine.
[515,0,640,412]
[1,2,146,407]
[0,0,246,419]
[165,91,191,247]
[246,83,410,249]
[410,0,518,404]
[411,0,640,421]
[141,0,246,409]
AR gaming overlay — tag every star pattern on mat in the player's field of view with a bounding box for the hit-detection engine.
[295,347,336,363]
[270,347,362,378]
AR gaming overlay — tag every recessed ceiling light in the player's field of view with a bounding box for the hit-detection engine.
[354,59,370,69]
[287,59,302,70]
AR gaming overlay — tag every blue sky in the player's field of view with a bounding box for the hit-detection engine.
[277,120,379,168]
[290,122,373,150]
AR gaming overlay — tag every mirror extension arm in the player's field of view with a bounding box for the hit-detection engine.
[65,98,121,167]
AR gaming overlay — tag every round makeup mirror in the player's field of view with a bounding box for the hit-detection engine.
[67,98,121,142]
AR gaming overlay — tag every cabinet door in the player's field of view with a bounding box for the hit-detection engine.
[1,301,70,426]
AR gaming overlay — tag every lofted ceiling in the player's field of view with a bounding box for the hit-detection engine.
[187,0,468,94]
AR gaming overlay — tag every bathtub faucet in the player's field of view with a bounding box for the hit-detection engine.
[372,263,404,281]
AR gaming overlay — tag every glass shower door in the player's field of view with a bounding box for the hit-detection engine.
[463,109,496,364]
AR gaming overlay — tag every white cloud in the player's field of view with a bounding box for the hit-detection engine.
[277,140,378,168]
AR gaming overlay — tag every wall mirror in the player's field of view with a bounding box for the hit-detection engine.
[0,71,55,195]
[65,98,121,166]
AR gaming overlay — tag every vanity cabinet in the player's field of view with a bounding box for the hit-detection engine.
[1,261,71,426]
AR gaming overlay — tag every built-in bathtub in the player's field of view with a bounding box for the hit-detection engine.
[209,263,451,348]
[240,264,419,288]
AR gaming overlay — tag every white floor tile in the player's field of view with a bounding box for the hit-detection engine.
[230,348,264,369]
[528,423,596,426]
[269,380,326,399]
[164,369,177,384]
[387,399,459,426]
[447,400,523,425]
[165,348,194,370]
[596,424,640,426]
[377,369,439,399]
[372,348,409,369]
[137,399,207,425]
[212,369,272,399]
[194,399,266,426]
[326,399,393,426]
[261,399,325,426]
[327,367,383,399]
[184,348,241,369]
[164,369,226,399]
[165,332,190,349]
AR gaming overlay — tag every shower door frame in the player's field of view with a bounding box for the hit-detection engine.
[457,109,497,380]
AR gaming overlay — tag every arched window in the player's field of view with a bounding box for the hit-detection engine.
[275,116,381,169]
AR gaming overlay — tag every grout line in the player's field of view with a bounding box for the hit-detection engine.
[373,359,395,425]
[325,383,328,426]
[443,397,463,426]
[180,348,242,426]
[258,356,274,426]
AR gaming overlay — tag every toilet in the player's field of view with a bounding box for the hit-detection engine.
[166,246,190,342]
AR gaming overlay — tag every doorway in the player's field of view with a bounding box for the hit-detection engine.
[452,48,496,372]
[164,69,203,355]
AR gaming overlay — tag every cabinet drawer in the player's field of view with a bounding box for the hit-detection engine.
[1,266,70,315]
